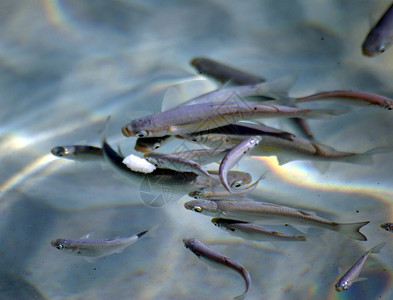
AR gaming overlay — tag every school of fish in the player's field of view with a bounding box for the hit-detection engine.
[50,54,393,299]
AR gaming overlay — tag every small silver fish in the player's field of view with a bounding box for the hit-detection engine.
[296,90,393,110]
[362,3,393,56]
[380,222,393,232]
[212,218,306,242]
[183,237,251,300]
[144,152,213,179]
[51,230,148,258]
[51,145,103,161]
[184,199,369,241]
[335,242,385,292]
[122,102,345,138]
[219,136,261,192]
[190,57,266,85]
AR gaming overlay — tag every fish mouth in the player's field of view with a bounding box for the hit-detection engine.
[134,144,152,153]
[362,48,377,57]
[122,126,132,137]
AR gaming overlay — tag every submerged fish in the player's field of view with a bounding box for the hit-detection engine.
[190,57,265,85]
[51,230,148,258]
[184,199,369,241]
[134,135,173,153]
[335,242,385,292]
[362,3,393,56]
[219,136,261,192]
[212,218,306,242]
[183,237,251,300]
[51,145,103,161]
[380,222,393,232]
[122,102,345,138]
[296,90,393,110]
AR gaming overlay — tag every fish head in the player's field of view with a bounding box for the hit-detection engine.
[362,34,386,57]
[184,199,219,215]
[122,118,154,138]
[144,155,163,167]
[188,190,205,199]
[51,239,71,251]
[51,146,74,157]
[334,280,349,292]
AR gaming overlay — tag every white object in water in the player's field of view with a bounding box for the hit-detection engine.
[122,154,156,173]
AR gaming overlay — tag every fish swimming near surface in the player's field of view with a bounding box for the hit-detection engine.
[122,102,346,138]
[335,242,385,292]
[183,237,251,300]
[184,199,369,241]
[51,145,103,161]
[211,218,306,242]
[51,230,148,259]
[134,135,173,153]
[362,3,393,56]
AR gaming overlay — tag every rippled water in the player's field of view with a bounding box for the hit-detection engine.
[1,1,393,299]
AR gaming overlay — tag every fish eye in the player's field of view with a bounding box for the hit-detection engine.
[153,143,160,149]
[231,180,243,188]
[378,45,386,54]
[136,131,148,138]
[56,244,64,250]
[193,206,202,213]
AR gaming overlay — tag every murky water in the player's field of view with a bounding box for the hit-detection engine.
[1,1,392,299]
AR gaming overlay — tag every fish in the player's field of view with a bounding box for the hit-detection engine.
[219,136,261,192]
[51,145,103,161]
[144,152,214,179]
[134,135,173,153]
[335,242,385,292]
[122,101,346,138]
[51,230,148,258]
[184,199,369,241]
[190,57,266,85]
[186,130,389,167]
[160,148,231,166]
[362,3,393,56]
[380,222,393,232]
[295,90,393,110]
[211,218,306,242]
[183,237,251,300]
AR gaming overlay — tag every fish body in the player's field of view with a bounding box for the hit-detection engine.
[362,3,393,56]
[51,145,103,161]
[183,237,251,300]
[51,230,148,258]
[166,148,230,166]
[122,102,344,138]
[184,199,369,241]
[335,242,385,292]
[296,90,393,110]
[190,57,265,85]
[145,152,213,179]
[212,218,306,242]
[219,136,261,192]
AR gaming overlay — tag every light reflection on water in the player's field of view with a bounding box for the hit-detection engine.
[1,0,393,299]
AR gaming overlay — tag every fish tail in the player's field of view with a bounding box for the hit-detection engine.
[336,221,369,241]
[370,242,385,253]
[303,108,350,120]
[343,146,393,165]
[137,230,148,238]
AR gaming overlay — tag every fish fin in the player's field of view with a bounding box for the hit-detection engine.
[80,232,94,239]
[370,242,386,253]
[161,86,185,111]
[312,161,330,174]
[84,257,98,263]
[276,156,293,166]
[302,108,350,120]
[137,230,149,239]
[338,267,345,276]
[346,146,393,165]
[262,75,297,96]
[336,221,370,241]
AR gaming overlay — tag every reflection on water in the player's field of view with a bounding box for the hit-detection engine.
[1,0,393,299]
